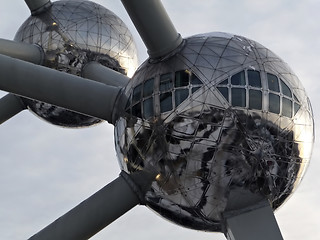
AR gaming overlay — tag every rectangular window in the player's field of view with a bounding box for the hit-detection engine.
[160,92,173,113]
[231,71,246,86]
[132,84,142,104]
[267,73,280,92]
[249,90,262,110]
[143,78,154,97]
[132,102,142,118]
[175,70,189,87]
[175,89,189,106]
[280,80,292,98]
[282,97,292,118]
[248,70,261,88]
[217,87,229,102]
[143,97,154,119]
[269,93,280,114]
[294,102,301,115]
[160,73,173,93]
[232,88,246,107]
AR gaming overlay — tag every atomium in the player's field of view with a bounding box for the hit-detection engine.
[0,0,315,239]
[14,0,138,127]
[114,32,314,231]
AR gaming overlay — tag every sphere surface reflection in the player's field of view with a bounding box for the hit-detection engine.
[15,0,138,127]
[115,32,314,232]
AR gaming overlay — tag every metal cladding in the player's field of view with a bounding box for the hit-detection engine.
[114,32,314,232]
[14,0,138,127]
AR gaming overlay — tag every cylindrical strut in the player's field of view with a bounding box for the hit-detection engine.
[25,0,52,15]
[121,0,183,59]
[0,38,44,65]
[0,94,26,124]
[82,62,130,88]
[28,171,155,240]
[0,54,120,123]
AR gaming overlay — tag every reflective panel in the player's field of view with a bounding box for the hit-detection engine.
[133,84,142,104]
[249,89,262,110]
[282,98,292,118]
[175,70,189,87]
[267,73,280,92]
[143,98,154,119]
[232,88,246,107]
[143,78,154,97]
[280,80,292,97]
[269,93,280,114]
[175,89,189,106]
[248,70,261,88]
[160,73,173,92]
[160,92,173,113]
[14,0,138,127]
[115,32,314,232]
[231,71,245,85]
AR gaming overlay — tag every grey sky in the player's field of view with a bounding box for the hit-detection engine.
[0,0,319,239]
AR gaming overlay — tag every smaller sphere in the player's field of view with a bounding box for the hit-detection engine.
[15,0,138,127]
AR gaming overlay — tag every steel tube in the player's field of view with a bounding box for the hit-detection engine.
[121,0,183,59]
[25,0,52,15]
[0,94,26,124]
[28,171,155,240]
[0,38,44,65]
[224,200,283,240]
[0,54,120,123]
[82,62,130,88]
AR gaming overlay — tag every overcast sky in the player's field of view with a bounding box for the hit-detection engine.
[0,0,319,239]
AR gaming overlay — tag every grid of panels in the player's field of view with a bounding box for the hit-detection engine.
[216,70,301,117]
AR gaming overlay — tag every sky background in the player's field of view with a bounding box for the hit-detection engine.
[0,0,319,239]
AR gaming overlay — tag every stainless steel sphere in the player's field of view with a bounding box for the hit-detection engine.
[14,0,138,127]
[114,32,314,232]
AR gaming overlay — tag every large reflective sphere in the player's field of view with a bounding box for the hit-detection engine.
[15,0,138,127]
[115,32,314,232]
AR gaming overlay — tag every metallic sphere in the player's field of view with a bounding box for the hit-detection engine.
[114,32,314,232]
[15,0,138,127]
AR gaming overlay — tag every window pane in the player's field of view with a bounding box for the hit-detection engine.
[294,102,301,115]
[231,71,246,86]
[175,89,189,106]
[160,73,173,92]
[280,80,292,97]
[269,93,280,114]
[191,74,202,85]
[132,84,142,104]
[160,92,173,113]
[249,90,262,110]
[192,87,201,94]
[217,87,229,101]
[143,98,154,119]
[248,70,261,88]
[143,78,154,97]
[282,97,292,118]
[232,88,246,107]
[175,70,189,87]
[219,79,228,85]
[267,73,279,92]
[132,103,142,118]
